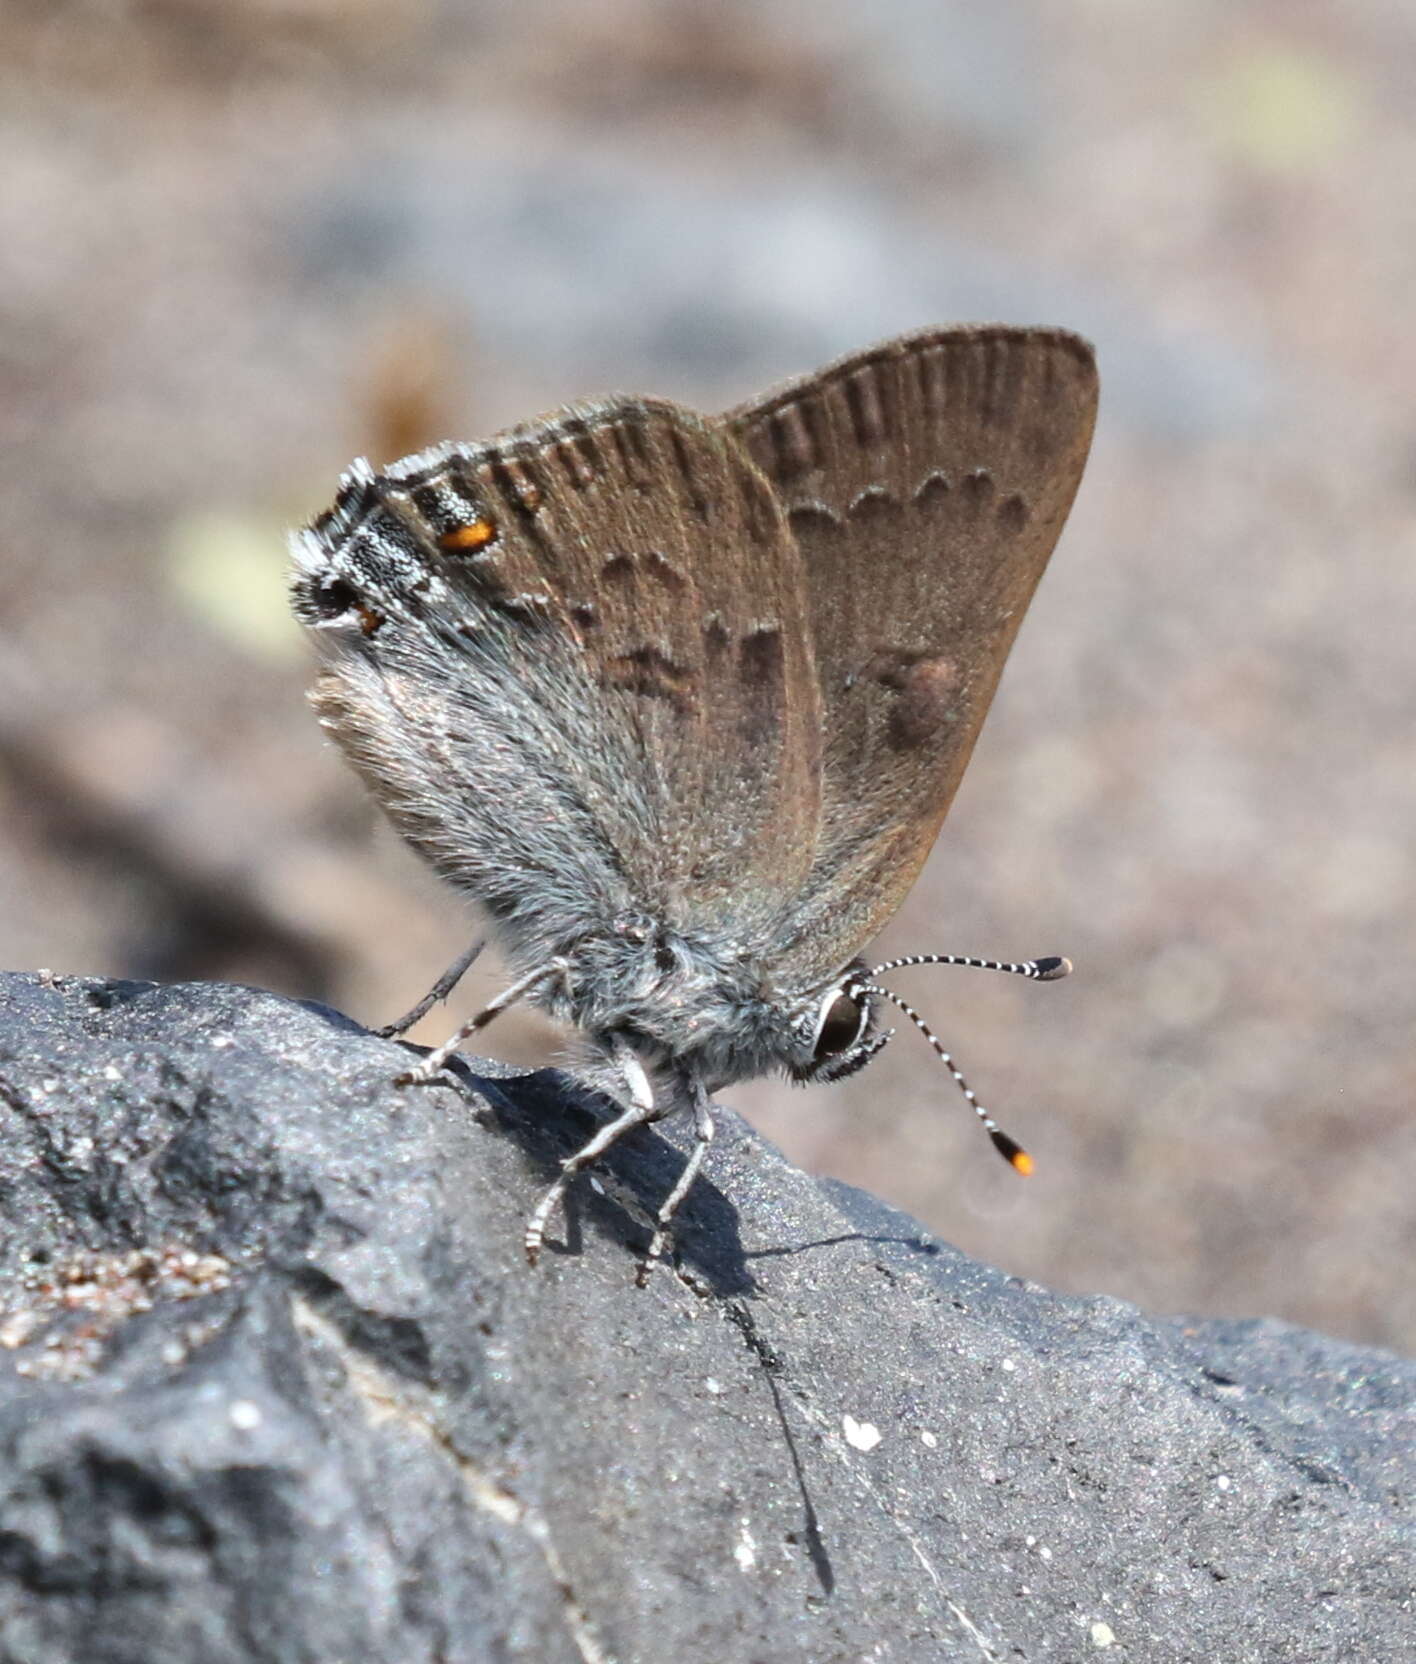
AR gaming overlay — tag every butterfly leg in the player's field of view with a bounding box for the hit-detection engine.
[376,939,485,1038]
[636,1078,715,1286]
[394,957,570,1085]
[525,1036,656,1267]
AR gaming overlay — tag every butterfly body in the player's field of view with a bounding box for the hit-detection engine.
[291,326,1097,1269]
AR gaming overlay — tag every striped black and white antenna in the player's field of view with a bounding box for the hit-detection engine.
[849,952,1071,1175]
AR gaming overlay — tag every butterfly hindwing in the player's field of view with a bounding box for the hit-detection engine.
[293,398,822,959]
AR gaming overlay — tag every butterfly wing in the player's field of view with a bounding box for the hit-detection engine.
[722,326,1098,975]
[292,398,822,963]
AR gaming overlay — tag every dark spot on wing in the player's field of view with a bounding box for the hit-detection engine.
[963,468,995,508]
[913,471,951,510]
[738,624,785,745]
[787,502,842,536]
[865,650,963,749]
[997,492,1030,533]
[605,644,695,711]
[846,485,898,524]
[740,624,784,687]
[596,550,686,591]
[490,455,545,516]
[644,551,687,590]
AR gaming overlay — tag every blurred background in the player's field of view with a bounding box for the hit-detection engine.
[3,0,1413,1351]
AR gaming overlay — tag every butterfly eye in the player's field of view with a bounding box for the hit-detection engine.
[812,989,867,1061]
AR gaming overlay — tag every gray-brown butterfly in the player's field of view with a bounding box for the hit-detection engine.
[290,326,1098,1278]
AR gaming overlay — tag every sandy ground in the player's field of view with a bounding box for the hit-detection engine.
[2,0,1413,1350]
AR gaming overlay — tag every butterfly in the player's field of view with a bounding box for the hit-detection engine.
[290,326,1098,1277]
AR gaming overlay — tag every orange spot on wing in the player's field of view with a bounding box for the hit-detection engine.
[438,518,498,553]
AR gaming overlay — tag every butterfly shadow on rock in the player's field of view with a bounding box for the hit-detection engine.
[454,1062,757,1298]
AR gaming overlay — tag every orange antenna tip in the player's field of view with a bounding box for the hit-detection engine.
[990,1129,1034,1175]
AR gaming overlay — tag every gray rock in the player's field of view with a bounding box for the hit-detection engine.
[0,970,1408,1663]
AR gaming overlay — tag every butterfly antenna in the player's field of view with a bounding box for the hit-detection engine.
[867,952,1071,981]
[848,980,1035,1176]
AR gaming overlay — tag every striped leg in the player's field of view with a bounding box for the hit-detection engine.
[394,957,569,1086]
[376,939,485,1038]
[637,1078,715,1285]
[524,1038,656,1267]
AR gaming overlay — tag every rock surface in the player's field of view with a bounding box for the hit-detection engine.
[0,969,1409,1663]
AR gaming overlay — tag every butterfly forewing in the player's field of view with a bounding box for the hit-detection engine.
[723,326,1098,975]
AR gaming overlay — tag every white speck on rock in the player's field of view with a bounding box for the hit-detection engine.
[842,1414,882,1452]
[229,1399,263,1431]
[733,1519,757,1572]
[1090,1620,1116,1648]
[1216,1473,1232,1491]
[0,1311,40,1349]
[920,1429,937,1448]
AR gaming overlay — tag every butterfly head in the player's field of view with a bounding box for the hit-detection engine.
[786,976,889,1085]
[781,951,1074,1176]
